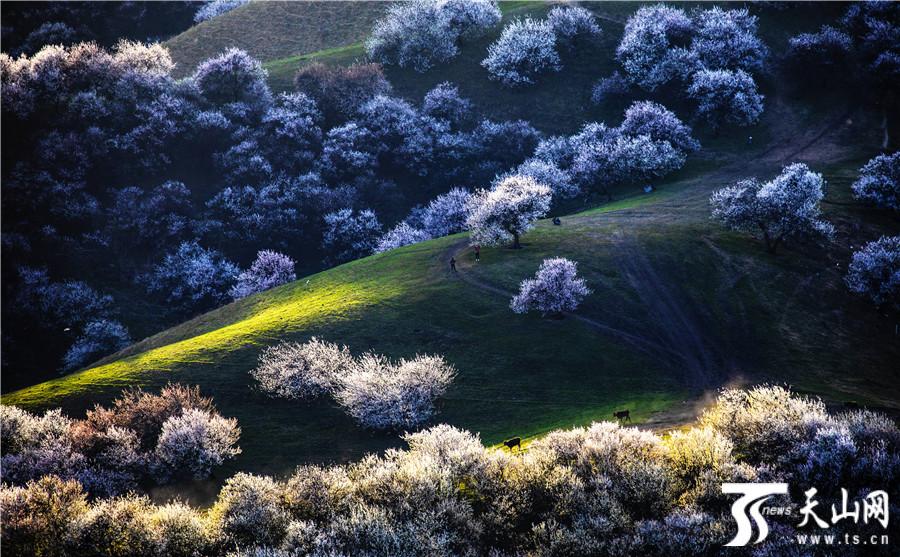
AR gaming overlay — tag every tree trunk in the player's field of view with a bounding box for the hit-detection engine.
[512,232,521,249]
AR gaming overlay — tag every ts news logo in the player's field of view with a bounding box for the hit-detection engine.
[722,483,789,546]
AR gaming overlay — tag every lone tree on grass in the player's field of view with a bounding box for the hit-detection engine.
[510,258,591,317]
[466,175,552,249]
[710,163,834,254]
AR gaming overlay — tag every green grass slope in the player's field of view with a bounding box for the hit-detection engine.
[6,122,899,495]
[9,1,897,503]
[164,1,387,78]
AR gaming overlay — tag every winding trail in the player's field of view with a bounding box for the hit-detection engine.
[443,239,702,382]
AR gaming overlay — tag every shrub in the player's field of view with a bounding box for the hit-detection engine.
[687,69,764,129]
[107,181,193,247]
[321,208,382,265]
[482,18,561,86]
[209,473,289,548]
[149,502,212,557]
[230,250,297,300]
[72,494,157,557]
[852,152,900,211]
[144,240,240,312]
[700,385,828,466]
[85,384,216,451]
[258,92,322,174]
[466,175,552,248]
[845,236,900,309]
[0,475,88,557]
[510,258,592,316]
[250,338,353,399]
[335,354,456,430]
[62,319,131,371]
[293,62,392,122]
[154,409,241,481]
[15,267,113,329]
[572,133,686,198]
[366,1,461,73]
[547,6,602,51]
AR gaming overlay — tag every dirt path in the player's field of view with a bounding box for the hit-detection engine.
[443,240,688,370]
[612,235,723,387]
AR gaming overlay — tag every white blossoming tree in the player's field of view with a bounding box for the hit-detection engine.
[250,337,353,399]
[230,250,297,300]
[845,236,900,310]
[422,187,472,237]
[710,163,834,254]
[374,222,432,253]
[510,258,591,317]
[335,353,456,430]
[154,409,241,481]
[852,152,899,211]
[466,175,552,249]
[687,69,764,130]
[482,18,561,86]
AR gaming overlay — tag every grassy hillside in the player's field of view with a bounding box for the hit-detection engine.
[259,1,846,133]
[164,1,387,78]
[7,1,897,506]
[6,120,899,501]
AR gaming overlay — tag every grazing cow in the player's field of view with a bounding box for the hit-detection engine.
[613,410,631,422]
[503,437,522,451]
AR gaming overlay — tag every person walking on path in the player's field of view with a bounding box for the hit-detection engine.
[474,245,481,262]
[450,257,457,272]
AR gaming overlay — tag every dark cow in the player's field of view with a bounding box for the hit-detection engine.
[503,437,522,451]
[613,410,631,422]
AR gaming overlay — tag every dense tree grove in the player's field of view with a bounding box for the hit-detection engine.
[533,101,697,200]
[0,385,239,497]
[845,236,900,310]
[3,386,897,555]
[510,258,592,316]
[710,163,835,254]
[0,37,550,380]
[366,0,501,72]
[616,4,767,129]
